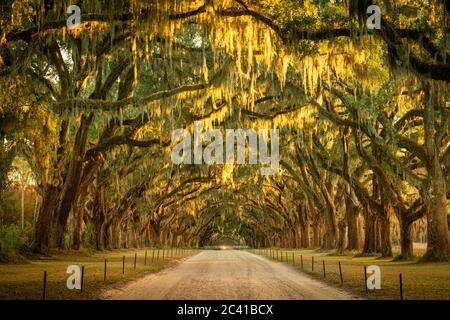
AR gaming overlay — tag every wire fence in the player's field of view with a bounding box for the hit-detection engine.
[248,248,431,300]
[34,248,197,300]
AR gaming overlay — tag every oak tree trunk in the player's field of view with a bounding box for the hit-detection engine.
[400,219,414,259]
[346,194,362,250]
[363,208,377,254]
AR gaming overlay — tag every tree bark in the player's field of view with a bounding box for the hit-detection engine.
[345,192,362,250]
[363,208,377,254]
[149,219,161,246]
[321,182,338,249]
[55,113,93,248]
[312,219,321,248]
[92,187,106,250]
[400,219,414,259]
[34,184,60,251]
[104,221,113,250]
[121,221,129,249]
[72,207,84,250]
[422,84,449,261]
[294,221,301,248]
[337,220,346,254]
[378,189,393,257]
[423,163,449,260]
[298,205,310,248]
[378,213,392,257]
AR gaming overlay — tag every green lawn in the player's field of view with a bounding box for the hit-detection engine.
[250,248,450,300]
[0,248,198,300]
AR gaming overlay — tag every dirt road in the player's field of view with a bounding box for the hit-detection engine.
[100,250,358,300]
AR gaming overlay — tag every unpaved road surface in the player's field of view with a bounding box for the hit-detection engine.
[100,250,358,300]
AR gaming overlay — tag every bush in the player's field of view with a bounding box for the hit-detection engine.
[0,224,25,248]
[0,224,32,263]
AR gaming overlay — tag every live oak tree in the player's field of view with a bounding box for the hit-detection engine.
[0,0,448,261]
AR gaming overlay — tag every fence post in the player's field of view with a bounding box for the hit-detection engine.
[42,271,47,300]
[122,256,125,274]
[301,255,303,268]
[312,256,314,272]
[323,260,326,278]
[134,253,137,269]
[292,252,295,265]
[399,273,403,300]
[364,266,368,293]
[338,261,343,284]
[80,266,85,293]
[144,250,147,265]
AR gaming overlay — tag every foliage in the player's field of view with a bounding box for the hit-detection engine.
[0,224,32,263]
